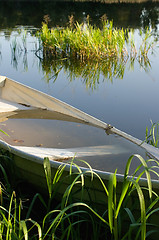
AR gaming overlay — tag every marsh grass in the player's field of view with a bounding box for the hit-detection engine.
[0,154,159,239]
[40,18,129,61]
[39,16,155,62]
[37,16,155,88]
[8,18,155,89]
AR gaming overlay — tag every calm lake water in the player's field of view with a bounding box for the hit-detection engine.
[0,1,159,160]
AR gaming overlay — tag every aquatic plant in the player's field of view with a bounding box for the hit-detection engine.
[10,29,32,71]
[39,17,130,61]
[37,16,155,88]
[39,15,155,61]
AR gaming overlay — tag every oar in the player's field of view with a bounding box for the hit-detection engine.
[106,126,159,161]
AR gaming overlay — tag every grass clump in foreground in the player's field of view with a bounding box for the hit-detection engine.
[0,154,159,239]
[39,15,154,63]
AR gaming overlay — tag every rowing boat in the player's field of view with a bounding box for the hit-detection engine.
[0,75,159,205]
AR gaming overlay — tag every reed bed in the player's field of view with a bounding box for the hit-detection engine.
[37,16,155,87]
[39,16,154,63]
[39,16,130,62]
[8,21,154,88]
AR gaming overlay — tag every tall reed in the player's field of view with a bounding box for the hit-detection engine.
[39,16,155,63]
[37,16,155,88]
[39,17,129,61]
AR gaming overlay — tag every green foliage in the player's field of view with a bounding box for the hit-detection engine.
[39,16,155,62]
[0,155,159,239]
[0,130,9,137]
[37,17,154,89]
[145,120,159,148]
[39,18,129,61]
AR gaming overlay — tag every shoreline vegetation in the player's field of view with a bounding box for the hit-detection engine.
[0,153,159,239]
[0,122,159,239]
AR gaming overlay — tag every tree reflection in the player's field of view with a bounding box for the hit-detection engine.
[0,1,159,32]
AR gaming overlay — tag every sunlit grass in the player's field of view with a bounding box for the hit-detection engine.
[8,17,156,89]
[35,16,156,88]
[39,16,155,63]
[40,17,129,61]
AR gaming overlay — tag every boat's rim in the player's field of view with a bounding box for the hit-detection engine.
[0,138,159,189]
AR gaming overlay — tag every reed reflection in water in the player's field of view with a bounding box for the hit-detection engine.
[9,29,156,91]
[9,32,153,90]
[36,21,154,89]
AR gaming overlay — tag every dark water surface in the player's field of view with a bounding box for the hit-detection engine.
[0,1,159,157]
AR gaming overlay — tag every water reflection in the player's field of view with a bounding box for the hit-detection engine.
[38,57,127,88]
[6,27,38,72]
[9,28,153,90]
[0,1,159,31]
[0,0,157,89]
[9,35,152,89]
[10,35,28,71]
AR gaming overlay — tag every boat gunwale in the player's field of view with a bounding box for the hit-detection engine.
[0,138,159,190]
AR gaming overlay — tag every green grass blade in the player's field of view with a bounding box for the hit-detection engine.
[108,170,117,235]
[0,129,9,136]
[130,179,146,240]
[43,202,109,239]
[26,193,47,219]
[115,181,130,218]
[43,157,52,198]
[19,221,28,240]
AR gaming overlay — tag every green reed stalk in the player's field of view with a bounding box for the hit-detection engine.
[38,17,155,90]
[39,19,130,61]
[145,120,159,148]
